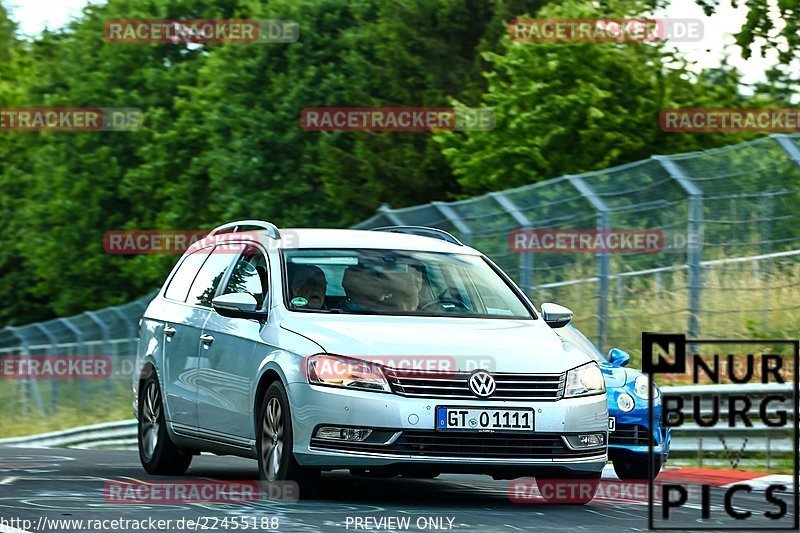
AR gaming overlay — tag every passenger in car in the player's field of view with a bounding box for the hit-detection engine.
[289,265,327,310]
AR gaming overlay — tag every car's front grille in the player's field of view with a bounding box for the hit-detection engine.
[384,369,565,401]
[311,430,603,459]
[609,424,651,446]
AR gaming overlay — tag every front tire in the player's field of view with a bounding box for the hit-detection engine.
[138,376,192,475]
[613,455,662,480]
[257,382,319,497]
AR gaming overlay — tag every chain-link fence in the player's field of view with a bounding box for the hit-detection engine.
[355,133,800,355]
[1,134,799,426]
[0,292,155,421]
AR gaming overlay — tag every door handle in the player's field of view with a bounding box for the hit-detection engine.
[200,334,215,345]
[164,325,177,337]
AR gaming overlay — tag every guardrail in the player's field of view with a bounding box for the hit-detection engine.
[0,384,794,466]
[661,383,794,468]
[0,419,137,450]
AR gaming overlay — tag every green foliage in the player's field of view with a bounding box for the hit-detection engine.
[689,0,800,64]
[436,1,789,195]
[0,0,795,326]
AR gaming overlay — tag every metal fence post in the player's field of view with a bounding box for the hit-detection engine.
[7,326,46,416]
[377,203,406,226]
[759,194,774,327]
[772,133,800,166]
[59,317,86,408]
[655,156,704,339]
[86,311,112,398]
[567,176,611,351]
[33,323,59,413]
[432,202,473,246]
[490,191,534,294]
[109,306,134,356]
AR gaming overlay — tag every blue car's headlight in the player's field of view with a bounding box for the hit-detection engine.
[634,374,658,400]
[617,393,634,412]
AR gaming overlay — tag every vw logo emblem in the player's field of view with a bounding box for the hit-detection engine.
[468,370,496,397]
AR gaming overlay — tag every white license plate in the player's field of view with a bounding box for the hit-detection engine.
[608,417,616,432]
[436,407,534,432]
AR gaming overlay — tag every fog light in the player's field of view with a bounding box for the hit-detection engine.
[316,427,372,442]
[565,433,605,449]
[617,393,635,412]
[579,434,604,446]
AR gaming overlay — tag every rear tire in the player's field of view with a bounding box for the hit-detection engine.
[257,382,320,498]
[138,376,192,475]
[613,455,662,480]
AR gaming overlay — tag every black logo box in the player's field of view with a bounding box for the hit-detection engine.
[642,333,800,531]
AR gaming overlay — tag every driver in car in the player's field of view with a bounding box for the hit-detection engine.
[335,266,400,312]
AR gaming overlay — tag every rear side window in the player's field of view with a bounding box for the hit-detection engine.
[164,251,208,302]
[186,246,242,307]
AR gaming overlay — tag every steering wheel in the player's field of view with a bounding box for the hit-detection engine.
[419,297,469,312]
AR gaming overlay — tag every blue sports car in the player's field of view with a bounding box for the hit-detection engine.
[556,323,670,479]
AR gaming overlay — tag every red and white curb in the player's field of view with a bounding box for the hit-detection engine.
[603,464,794,490]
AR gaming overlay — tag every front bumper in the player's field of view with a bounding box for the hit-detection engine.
[288,382,608,474]
[607,389,671,459]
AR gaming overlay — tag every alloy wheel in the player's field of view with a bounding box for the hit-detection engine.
[261,397,284,481]
[141,382,161,460]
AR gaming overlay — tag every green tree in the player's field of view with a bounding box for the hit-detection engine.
[436,2,781,195]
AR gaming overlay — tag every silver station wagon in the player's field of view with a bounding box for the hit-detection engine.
[133,220,608,500]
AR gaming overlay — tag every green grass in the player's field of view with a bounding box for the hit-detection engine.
[540,259,800,385]
[0,378,132,438]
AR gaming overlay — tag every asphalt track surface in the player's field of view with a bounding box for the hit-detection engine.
[0,447,795,533]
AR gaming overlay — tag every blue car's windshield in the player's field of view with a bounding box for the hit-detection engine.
[556,324,608,364]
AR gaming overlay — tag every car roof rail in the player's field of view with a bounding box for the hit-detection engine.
[370,225,463,246]
[208,220,281,240]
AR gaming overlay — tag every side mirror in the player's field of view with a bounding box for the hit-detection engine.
[212,293,266,320]
[608,348,630,367]
[540,302,573,328]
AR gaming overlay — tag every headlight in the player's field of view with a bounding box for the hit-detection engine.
[617,393,634,412]
[634,374,658,400]
[307,354,391,392]
[564,362,605,398]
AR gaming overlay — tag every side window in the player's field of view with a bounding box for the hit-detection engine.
[164,250,208,302]
[186,246,241,307]
[222,245,269,308]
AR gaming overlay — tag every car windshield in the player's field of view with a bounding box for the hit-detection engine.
[282,248,533,319]
[556,324,608,364]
